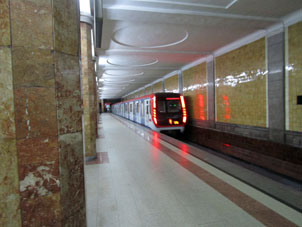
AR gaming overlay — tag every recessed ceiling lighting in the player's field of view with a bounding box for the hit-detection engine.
[79,0,91,15]
[104,79,135,83]
[98,57,107,65]
[104,71,144,77]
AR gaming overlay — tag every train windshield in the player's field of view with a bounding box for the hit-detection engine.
[167,100,181,113]
[157,100,181,113]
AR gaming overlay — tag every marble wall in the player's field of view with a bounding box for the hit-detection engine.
[183,63,208,121]
[0,46,22,226]
[215,38,267,127]
[153,81,163,93]
[288,22,302,132]
[145,86,153,95]
[0,0,10,46]
[0,0,86,226]
[138,89,145,97]
[164,74,179,93]
[80,22,97,158]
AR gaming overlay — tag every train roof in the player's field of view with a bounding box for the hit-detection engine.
[112,93,182,106]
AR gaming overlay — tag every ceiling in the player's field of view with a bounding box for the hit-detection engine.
[96,0,302,99]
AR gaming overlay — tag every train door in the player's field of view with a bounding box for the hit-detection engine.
[144,99,151,127]
[125,103,128,119]
[135,101,140,123]
[129,102,133,120]
[133,101,137,122]
[141,100,145,125]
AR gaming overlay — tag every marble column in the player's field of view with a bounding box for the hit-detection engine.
[80,22,97,158]
[267,32,286,143]
[0,0,21,225]
[0,0,86,226]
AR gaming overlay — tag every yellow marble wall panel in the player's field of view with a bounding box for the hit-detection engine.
[53,0,79,56]
[137,90,144,98]
[10,0,53,48]
[14,87,58,139]
[0,47,16,139]
[164,74,179,93]
[0,0,10,46]
[145,86,152,95]
[288,22,302,132]
[55,52,82,134]
[216,38,267,127]
[80,22,96,157]
[0,138,21,227]
[183,63,208,121]
[153,81,163,93]
[12,47,54,88]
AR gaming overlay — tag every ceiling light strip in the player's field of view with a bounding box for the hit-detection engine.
[131,0,236,9]
[105,5,280,22]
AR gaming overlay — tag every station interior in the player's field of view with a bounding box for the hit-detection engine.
[0,0,302,226]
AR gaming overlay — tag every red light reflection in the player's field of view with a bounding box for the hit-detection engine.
[152,131,160,161]
[198,95,206,120]
[180,143,189,155]
[152,131,160,148]
[223,95,231,120]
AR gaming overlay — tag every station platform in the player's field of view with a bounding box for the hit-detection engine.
[85,113,302,227]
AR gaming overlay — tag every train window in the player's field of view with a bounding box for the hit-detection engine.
[146,101,150,114]
[157,101,166,113]
[137,102,139,113]
[167,100,181,113]
[130,103,133,112]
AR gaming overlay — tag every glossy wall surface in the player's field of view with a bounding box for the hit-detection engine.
[145,86,153,95]
[288,22,302,132]
[153,81,164,93]
[164,74,179,93]
[136,89,145,98]
[183,63,208,121]
[215,38,267,127]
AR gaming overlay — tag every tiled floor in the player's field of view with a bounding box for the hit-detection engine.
[85,113,302,227]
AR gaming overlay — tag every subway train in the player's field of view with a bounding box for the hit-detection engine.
[112,93,187,132]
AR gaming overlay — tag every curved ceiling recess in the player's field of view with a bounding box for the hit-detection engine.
[107,58,159,67]
[103,70,144,77]
[112,25,188,49]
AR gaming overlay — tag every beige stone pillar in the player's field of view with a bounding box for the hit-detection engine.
[0,0,86,226]
[80,22,97,158]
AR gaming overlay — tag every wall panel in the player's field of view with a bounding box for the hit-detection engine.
[153,81,163,93]
[288,22,302,132]
[215,38,267,127]
[164,74,179,93]
[183,63,208,121]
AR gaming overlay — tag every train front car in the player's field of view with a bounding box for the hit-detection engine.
[151,93,187,133]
